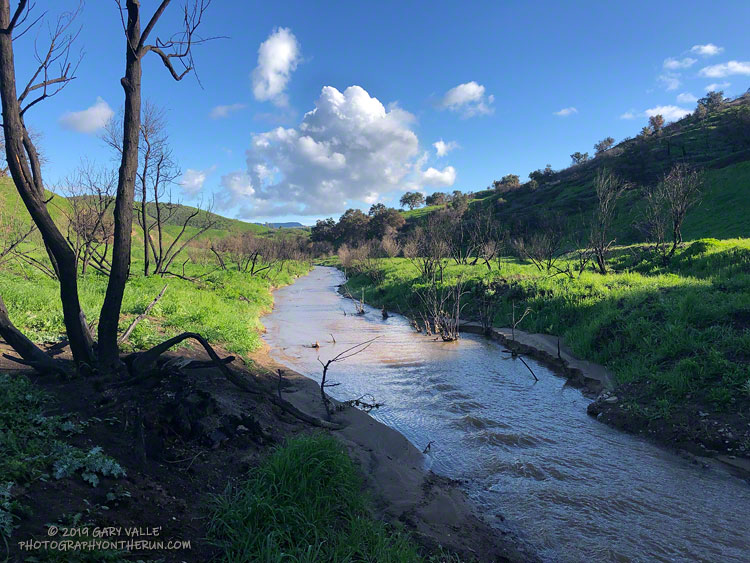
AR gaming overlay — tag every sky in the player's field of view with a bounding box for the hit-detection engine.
[14,0,750,225]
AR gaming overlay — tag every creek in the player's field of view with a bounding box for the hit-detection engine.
[262,267,750,562]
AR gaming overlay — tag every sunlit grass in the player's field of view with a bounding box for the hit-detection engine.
[207,434,460,562]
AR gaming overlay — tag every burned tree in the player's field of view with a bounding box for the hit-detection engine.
[99,0,214,370]
[639,164,703,261]
[60,162,116,276]
[660,164,703,257]
[404,212,451,281]
[0,0,213,373]
[513,215,567,273]
[102,102,180,276]
[0,1,95,368]
[589,168,628,274]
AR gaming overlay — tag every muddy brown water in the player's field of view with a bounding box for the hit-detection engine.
[262,267,750,563]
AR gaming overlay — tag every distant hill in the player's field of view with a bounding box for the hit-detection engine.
[405,92,750,243]
[255,221,307,229]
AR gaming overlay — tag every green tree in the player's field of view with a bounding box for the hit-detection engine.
[368,207,405,239]
[399,191,425,210]
[310,217,337,244]
[368,203,387,216]
[570,151,589,165]
[648,114,664,135]
[698,91,724,112]
[337,209,371,246]
[594,137,615,155]
[425,191,447,206]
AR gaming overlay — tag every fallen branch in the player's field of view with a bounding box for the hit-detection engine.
[318,337,380,418]
[118,284,168,343]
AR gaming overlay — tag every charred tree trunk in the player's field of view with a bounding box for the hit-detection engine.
[0,1,95,368]
[98,1,143,370]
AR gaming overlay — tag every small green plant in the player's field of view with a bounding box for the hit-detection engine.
[742,379,750,398]
[51,444,126,487]
[1,481,16,538]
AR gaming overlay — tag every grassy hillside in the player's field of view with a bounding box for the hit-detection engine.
[0,176,310,262]
[404,95,750,244]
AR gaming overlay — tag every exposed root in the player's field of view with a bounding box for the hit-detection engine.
[123,332,342,430]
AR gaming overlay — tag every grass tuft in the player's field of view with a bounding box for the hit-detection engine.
[207,434,454,562]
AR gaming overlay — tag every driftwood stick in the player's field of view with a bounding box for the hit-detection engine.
[118,284,168,344]
[518,355,539,382]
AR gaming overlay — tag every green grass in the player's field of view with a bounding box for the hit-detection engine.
[0,257,311,356]
[207,434,458,563]
[342,238,750,417]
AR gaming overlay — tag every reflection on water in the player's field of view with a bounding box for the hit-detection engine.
[263,267,750,563]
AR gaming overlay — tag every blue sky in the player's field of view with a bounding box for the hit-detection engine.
[15,0,750,224]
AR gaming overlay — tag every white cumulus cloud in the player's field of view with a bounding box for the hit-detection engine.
[210,103,246,119]
[251,27,301,107]
[59,97,114,133]
[217,171,255,209]
[658,73,681,91]
[691,43,724,57]
[620,110,637,120]
[705,82,731,92]
[440,81,494,117]
[420,166,456,187]
[554,107,578,117]
[676,92,698,104]
[234,85,452,217]
[433,139,458,157]
[645,105,691,122]
[699,61,750,78]
[179,166,215,196]
[663,57,696,70]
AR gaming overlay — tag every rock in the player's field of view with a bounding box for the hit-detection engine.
[206,429,229,449]
[603,396,619,404]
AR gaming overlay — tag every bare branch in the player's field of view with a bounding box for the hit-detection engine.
[118,284,167,343]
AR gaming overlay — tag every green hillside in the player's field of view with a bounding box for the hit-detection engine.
[405,94,750,243]
[0,176,308,254]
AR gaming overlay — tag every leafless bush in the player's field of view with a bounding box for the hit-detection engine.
[638,164,703,261]
[590,169,628,274]
[380,233,400,258]
[416,275,468,341]
[211,232,277,275]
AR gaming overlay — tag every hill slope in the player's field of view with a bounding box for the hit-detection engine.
[407,94,750,243]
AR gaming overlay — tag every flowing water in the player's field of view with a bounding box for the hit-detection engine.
[262,267,750,562]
